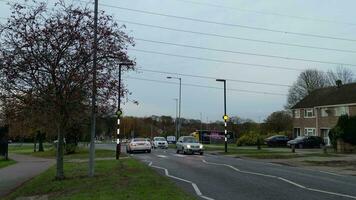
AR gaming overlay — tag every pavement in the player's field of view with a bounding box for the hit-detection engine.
[0,154,55,197]
[96,143,356,200]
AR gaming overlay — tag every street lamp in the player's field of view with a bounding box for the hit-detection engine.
[116,62,134,160]
[173,98,178,140]
[216,79,228,153]
[89,0,99,177]
[167,76,182,138]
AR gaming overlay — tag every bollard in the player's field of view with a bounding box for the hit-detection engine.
[291,144,295,153]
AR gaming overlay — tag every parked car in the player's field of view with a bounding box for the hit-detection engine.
[166,136,176,144]
[176,136,203,155]
[287,136,325,148]
[265,135,290,147]
[152,137,168,149]
[126,138,151,153]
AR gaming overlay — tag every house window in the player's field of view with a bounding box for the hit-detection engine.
[293,109,300,118]
[335,106,349,116]
[304,128,316,136]
[321,108,329,117]
[304,109,315,118]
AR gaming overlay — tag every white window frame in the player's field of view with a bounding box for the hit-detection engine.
[293,109,300,118]
[335,106,349,117]
[294,127,301,137]
[304,108,315,118]
[304,128,316,136]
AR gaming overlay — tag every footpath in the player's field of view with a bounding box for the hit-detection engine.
[0,154,54,197]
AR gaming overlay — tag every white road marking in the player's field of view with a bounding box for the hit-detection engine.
[174,154,186,158]
[202,159,356,199]
[157,155,167,158]
[319,170,344,177]
[147,161,214,200]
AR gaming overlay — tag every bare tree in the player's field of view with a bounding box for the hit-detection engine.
[286,69,328,108]
[0,1,135,179]
[327,66,355,86]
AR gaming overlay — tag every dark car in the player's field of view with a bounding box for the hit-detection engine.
[265,135,290,147]
[287,136,325,148]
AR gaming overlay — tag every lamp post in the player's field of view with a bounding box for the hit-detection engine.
[216,79,228,153]
[116,62,133,160]
[167,77,182,138]
[173,98,178,140]
[89,0,99,177]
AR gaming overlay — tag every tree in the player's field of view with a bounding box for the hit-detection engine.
[0,1,135,179]
[286,69,328,108]
[264,111,292,134]
[326,66,355,86]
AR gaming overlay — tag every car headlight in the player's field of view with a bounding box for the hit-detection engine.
[187,144,191,149]
[200,144,203,149]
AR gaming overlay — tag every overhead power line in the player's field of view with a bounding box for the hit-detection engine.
[136,38,356,67]
[130,48,302,72]
[173,0,356,27]
[138,68,292,87]
[119,20,356,54]
[104,5,356,42]
[125,76,287,96]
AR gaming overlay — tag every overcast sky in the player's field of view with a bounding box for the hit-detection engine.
[1,0,356,122]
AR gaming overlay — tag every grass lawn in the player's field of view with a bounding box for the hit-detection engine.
[0,157,16,169]
[5,159,196,200]
[9,144,117,159]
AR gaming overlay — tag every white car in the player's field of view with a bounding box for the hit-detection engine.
[126,138,152,154]
[152,137,168,149]
[176,136,204,155]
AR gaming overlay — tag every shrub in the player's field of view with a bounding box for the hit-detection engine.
[329,115,356,149]
[237,132,264,146]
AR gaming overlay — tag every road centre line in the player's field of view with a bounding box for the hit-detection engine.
[147,161,214,200]
[202,159,356,199]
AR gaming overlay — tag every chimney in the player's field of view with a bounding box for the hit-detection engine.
[336,80,342,88]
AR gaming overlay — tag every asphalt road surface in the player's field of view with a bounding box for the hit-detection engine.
[97,144,356,200]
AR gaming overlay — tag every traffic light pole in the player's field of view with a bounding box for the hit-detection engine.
[116,64,122,160]
[223,80,227,153]
[217,79,228,153]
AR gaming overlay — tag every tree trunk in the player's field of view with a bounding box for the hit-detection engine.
[38,132,44,152]
[33,136,37,152]
[56,124,64,180]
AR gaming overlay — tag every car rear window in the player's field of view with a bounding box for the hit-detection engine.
[133,138,147,142]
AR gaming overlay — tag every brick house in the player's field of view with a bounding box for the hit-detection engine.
[291,82,356,145]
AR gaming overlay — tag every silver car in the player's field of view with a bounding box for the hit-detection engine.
[176,136,204,155]
[126,138,152,153]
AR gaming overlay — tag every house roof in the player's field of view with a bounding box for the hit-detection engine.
[292,82,356,109]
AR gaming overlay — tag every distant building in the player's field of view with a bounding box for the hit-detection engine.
[291,82,356,145]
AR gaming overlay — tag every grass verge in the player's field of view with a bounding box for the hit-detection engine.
[9,144,117,159]
[0,158,16,169]
[5,159,196,200]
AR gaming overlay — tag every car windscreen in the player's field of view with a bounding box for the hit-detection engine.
[133,138,146,142]
[183,137,198,143]
[154,138,166,141]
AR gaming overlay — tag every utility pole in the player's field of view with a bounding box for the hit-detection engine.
[167,77,182,138]
[200,112,203,131]
[173,98,178,140]
[216,79,228,153]
[89,0,99,177]
[116,63,133,160]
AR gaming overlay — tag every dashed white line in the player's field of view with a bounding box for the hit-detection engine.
[202,159,356,199]
[147,161,214,200]
[157,155,168,158]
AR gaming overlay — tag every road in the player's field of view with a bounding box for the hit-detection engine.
[96,144,356,200]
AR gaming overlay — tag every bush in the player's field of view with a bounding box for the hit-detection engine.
[237,132,264,146]
[329,115,356,149]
